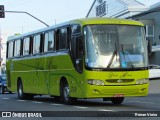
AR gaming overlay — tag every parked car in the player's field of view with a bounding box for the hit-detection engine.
[0,74,12,94]
[149,65,160,79]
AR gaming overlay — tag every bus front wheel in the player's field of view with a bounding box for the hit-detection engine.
[61,81,77,104]
[110,97,124,105]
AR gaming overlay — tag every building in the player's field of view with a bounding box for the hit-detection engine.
[0,34,6,66]
[129,3,160,65]
[87,0,160,65]
[86,0,148,18]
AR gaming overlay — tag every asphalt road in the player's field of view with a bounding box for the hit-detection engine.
[0,79,160,120]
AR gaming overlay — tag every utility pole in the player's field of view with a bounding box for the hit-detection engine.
[4,11,49,27]
[0,5,50,67]
[0,5,49,27]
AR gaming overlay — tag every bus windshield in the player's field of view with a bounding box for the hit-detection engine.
[84,25,148,69]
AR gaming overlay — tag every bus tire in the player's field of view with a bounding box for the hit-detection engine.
[60,80,77,104]
[17,81,25,99]
[17,81,33,100]
[110,97,124,105]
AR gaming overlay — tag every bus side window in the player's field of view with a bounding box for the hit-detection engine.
[33,34,41,54]
[71,35,83,72]
[23,37,30,56]
[44,31,54,52]
[44,32,49,52]
[71,24,83,72]
[59,28,68,50]
[7,42,14,58]
[48,31,55,51]
[14,40,21,57]
[76,37,83,60]
[72,24,81,34]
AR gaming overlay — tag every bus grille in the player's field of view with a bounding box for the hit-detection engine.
[105,79,134,83]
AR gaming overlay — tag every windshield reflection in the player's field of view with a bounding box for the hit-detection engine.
[84,25,148,69]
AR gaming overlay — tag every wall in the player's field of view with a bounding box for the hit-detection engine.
[87,0,128,18]
[134,12,160,46]
[133,12,160,65]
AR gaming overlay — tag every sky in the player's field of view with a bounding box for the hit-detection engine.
[0,0,160,64]
[0,0,160,40]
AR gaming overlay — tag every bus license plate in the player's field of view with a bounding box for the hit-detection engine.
[113,94,124,97]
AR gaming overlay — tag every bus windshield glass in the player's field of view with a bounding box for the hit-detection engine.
[84,25,148,69]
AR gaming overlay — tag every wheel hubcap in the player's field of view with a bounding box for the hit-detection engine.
[64,86,69,102]
[19,85,22,97]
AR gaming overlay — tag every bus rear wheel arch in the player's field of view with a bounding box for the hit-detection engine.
[60,77,77,104]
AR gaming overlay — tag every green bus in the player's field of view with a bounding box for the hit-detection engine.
[6,17,149,105]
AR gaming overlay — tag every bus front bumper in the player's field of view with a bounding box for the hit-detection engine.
[85,84,149,98]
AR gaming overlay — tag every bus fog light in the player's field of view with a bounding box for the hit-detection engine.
[87,79,105,86]
[136,79,149,85]
[93,89,100,94]
[141,88,146,91]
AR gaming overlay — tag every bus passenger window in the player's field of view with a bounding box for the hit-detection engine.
[23,37,30,56]
[44,31,54,52]
[48,31,54,51]
[33,34,41,54]
[59,28,67,50]
[7,42,14,58]
[72,25,81,34]
[14,40,21,57]
[44,33,49,52]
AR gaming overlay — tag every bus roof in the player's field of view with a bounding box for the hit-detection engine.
[7,17,143,42]
[71,17,144,26]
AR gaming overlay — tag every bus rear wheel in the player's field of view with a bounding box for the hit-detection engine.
[110,97,124,105]
[61,81,77,104]
[17,81,33,100]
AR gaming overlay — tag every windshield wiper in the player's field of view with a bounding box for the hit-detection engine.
[107,51,117,68]
[107,43,118,68]
[121,45,134,69]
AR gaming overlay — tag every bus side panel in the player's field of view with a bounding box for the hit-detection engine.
[33,57,48,94]
[22,56,48,94]
[8,58,26,92]
[48,54,85,98]
[48,55,75,96]
[6,59,12,91]
[49,71,85,98]
[15,58,35,93]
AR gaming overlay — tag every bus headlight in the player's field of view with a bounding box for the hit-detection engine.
[136,79,149,85]
[87,79,105,86]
